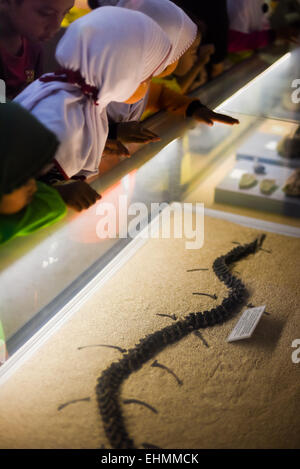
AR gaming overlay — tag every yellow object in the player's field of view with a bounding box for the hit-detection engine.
[142,78,191,121]
[152,76,182,94]
[270,1,279,12]
[61,7,90,28]
[228,50,254,65]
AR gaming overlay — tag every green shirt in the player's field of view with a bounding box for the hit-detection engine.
[0,182,66,245]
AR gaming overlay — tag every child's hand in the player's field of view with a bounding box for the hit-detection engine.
[211,62,225,78]
[103,139,130,160]
[192,107,240,126]
[117,121,161,144]
[55,181,101,212]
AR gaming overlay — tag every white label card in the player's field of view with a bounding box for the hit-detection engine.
[227,306,266,342]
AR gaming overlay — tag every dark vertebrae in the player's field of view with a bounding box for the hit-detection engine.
[96,234,266,449]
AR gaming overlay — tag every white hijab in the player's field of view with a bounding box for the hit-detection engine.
[118,0,197,66]
[15,7,171,178]
[107,0,198,123]
[227,0,271,34]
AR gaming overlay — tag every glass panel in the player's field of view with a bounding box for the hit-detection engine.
[219,48,300,123]
[183,115,300,225]
[1,49,300,365]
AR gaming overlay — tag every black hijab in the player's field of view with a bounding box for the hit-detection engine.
[0,102,59,198]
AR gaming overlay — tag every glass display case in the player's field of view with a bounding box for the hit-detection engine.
[185,49,300,222]
[1,45,300,382]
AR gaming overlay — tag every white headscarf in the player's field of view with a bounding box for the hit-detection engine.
[107,0,198,124]
[227,0,271,34]
[117,0,197,66]
[15,7,171,178]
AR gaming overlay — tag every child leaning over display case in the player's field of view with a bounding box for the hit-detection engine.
[15,7,173,210]
[0,102,67,245]
[88,0,239,174]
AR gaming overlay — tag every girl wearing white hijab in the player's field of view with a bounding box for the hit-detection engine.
[107,0,198,130]
[94,0,239,160]
[15,7,171,210]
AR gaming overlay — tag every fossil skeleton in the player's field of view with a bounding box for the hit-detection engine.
[95,234,266,449]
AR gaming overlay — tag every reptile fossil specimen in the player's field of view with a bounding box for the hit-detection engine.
[96,234,266,449]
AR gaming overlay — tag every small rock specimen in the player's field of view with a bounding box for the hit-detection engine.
[282,168,300,197]
[260,179,277,195]
[277,126,300,159]
[239,173,257,189]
